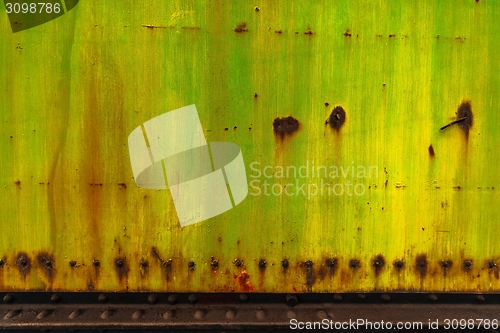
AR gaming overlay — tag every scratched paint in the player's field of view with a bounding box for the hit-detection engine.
[0,0,500,293]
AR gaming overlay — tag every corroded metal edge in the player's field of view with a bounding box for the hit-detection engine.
[1,293,500,331]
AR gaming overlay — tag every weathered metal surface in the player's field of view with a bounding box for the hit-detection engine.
[0,292,500,331]
[1,0,500,292]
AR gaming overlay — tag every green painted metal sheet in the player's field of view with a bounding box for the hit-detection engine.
[1,0,500,292]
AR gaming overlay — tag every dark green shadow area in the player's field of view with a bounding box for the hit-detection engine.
[5,0,79,33]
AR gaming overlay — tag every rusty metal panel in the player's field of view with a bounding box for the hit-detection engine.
[0,0,500,293]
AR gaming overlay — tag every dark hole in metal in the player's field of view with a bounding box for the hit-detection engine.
[328,106,346,131]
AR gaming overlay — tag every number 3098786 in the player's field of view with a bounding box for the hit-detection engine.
[5,2,61,14]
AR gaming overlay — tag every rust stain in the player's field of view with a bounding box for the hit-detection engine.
[151,247,172,281]
[415,254,428,278]
[441,260,453,277]
[393,259,404,271]
[234,22,248,33]
[115,257,129,282]
[303,260,316,292]
[428,144,435,157]
[372,254,385,276]
[234,270,254,291]
[343,29,352,37]
[16,252,31,278]
[327,106,346,131]
[273,116,299,138]
[37,252,55,282]
[457,101,473,138]
[181,26,201,30]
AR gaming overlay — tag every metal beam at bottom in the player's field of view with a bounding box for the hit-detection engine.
[1,292,500,331]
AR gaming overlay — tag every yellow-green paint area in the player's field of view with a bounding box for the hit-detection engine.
[1,0,500,292]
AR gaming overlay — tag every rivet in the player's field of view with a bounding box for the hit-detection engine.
[464,260,473,269]
[115,259,124,267]
[3,294,14,303]
[256,310,266,320]
[316,310,328,319]
[305,260,313,268]
[225,309,236,319]
[188,294,198,303]
[281,259,289,268]
[188,261,195,268]
[428,294,438,301]
[69,309,83,319]
[211,260,219,269]
[0,259,4,267]
[394,260,404,269]
[50,293,61,303]
[259,259,267,268]
[148,294,159,304]
[333,294,343,301]
[36,310,51,320]
[475,295,486,302]
[163,310,175,320]
[98,294,108,303]
[100,309,113,319]
[286,310,296,319]
[488,261,496,269]
[132,310,143,320]
[357,293,366,299]
[238,294,249,302]
[167,294,178,304]
[69,260,76,267]
[93,259,100,267]
[441,260,452,269]
[286,294,298,307]
[140,260,148,268]
[194,310,205,319]
[381,294,391,301]
[326,259,336,268]
[4,310,21,320]
[234,259,242,267]
[350,259,360,268]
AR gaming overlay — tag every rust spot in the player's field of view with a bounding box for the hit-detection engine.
[234,270,254,291]
[234,22,248,33]
[327,106,346,131]
[37,253,55,281]
[273,116,299,138]
[115,258,129,282]
[393,259,404,271]
[453,186,461,190]
[318,258,337,280]
[415,254,428,278]
[389,34,396,38]
[254,6,260,12]
[14,180,21,187]
[224,127,229,131]
[304,29,314,35]
[69,260,76,267]
[254,93,258,98]
[324,102,329,107]
[372,255,385,276]
[0,259,4,268]
[275,30,283,34]
[118,183,127,189]
[151,247,172,281]
[16,253,31,278]
[188,261,195,270]
[487,261,499,279]
[457,101,473,138]
[428,144,435,157]
[343,30,352,37]
[281,259,289,269]
[349,259,360,269]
